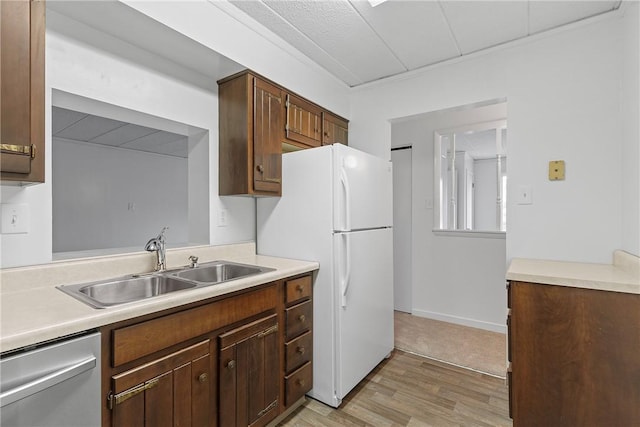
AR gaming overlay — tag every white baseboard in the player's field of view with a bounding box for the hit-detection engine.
[411,309,507,334]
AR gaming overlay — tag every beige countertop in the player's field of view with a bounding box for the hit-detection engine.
[507,250,639,294]
[0,242,318,353]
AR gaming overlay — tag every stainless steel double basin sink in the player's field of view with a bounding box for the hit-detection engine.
[57,261,274,309]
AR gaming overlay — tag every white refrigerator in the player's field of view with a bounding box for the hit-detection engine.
[257,144,394,408]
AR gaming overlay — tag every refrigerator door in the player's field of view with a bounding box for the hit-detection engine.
[333,227,394,402]
[333,144,393,231]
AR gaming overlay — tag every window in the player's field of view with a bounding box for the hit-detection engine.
[434,120,507,232]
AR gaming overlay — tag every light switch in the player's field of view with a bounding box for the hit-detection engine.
[517,186,533,205]
[549,160,565,181]
[1,203,30,234]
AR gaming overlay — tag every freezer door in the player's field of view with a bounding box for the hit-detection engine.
[333,228,394,401]
[333,144,393,231]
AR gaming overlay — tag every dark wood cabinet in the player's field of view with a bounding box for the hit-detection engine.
[508,281,640,427]
[218,314,280,427]
[0,0,45,183]
[322,112,348,146]
[110,340,212,427]
[219,72,283,196]
[285,94,322,148]
[101,272,315,427]
[282,275,313,408]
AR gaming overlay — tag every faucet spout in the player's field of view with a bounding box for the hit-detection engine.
[145,227,168,272]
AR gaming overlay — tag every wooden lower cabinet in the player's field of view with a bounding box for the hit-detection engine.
[101,273,315,427]
[110,340,212,427]
[508,281,640,427]
[219,315,280,427]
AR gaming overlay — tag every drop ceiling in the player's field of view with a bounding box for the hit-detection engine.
[227,0,622,87]
[52,107,189,158]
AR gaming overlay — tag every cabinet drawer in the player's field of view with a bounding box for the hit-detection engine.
[285,275,312,305]
[285,362,312,406]
[286,300,312,341]
[285,331,312,373]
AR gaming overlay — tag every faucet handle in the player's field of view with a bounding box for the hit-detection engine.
[189,255,199,268]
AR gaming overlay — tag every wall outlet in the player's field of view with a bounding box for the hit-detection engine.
[1,203,30,234]
[218,208,228,227]
[517,186,533,205]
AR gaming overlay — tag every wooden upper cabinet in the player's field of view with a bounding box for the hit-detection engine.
[322,112,348,146]
[0,0,45,184]
[285,94,322,148]
[218,71,283,196]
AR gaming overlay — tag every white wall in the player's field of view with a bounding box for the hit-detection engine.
[621,3,640,256]
[354,9,638,264]
[52,139,188,253]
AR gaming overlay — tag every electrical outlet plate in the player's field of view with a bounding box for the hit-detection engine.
[549,160,565,181]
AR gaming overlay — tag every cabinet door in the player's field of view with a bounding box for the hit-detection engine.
[285,94,322,148]
[0,0,45,183]
[253,78,283,195]
[322,112,348,146]
[219,315,280,427]
[110,341,211,427]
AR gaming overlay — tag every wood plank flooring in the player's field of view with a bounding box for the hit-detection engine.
[279,350,512,426]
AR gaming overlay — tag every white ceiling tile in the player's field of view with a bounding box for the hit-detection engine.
[230,0,362,85]
[263,0,406,83]
[529,1,619,34]
[52,107,87,134]
[121,131,187,152]
[55,114,127,141]
[90,123,158,146]
[439,1,529,54]
[350,0,460,69]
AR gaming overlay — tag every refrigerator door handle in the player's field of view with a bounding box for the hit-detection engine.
[341,233,351,307]
[340,168,351,231]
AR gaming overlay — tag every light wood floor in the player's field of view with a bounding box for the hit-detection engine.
[279,350,512,426]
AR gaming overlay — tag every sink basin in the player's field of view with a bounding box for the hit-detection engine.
[172,261,274,285]
[57,260,274,309]
[58,275,196,309]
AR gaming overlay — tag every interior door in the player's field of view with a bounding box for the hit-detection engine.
[391,148,412,313]
[333,228,393,400]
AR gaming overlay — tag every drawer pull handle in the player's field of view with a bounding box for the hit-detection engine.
[298,314,306,323]
[296,284,304,293]
[296,379,305,387]
[227,360,236,369]
[297,346,305,355]
[198,373,208,383]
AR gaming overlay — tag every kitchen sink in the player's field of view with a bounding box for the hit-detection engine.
[171,261,273,285]
[57,260,274,309]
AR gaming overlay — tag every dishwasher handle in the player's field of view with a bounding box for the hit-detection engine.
[0,356,96,408]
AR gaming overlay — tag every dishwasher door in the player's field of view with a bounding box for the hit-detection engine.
[1,331,101,427]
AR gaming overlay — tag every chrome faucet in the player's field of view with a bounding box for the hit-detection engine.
[145,227,168,272]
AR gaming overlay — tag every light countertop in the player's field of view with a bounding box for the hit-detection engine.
[0,243,318,353]
[507,250,639,294]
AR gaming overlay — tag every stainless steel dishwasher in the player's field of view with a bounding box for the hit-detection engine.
[0,331,101,427]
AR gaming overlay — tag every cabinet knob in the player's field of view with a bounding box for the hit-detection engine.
[256,164,264,173]
[297,346,305,355]
[298,314,306,323]
[296,379,305,387]
[227,360,236,369]
[198,373,208,383]
[296,284,304,293]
